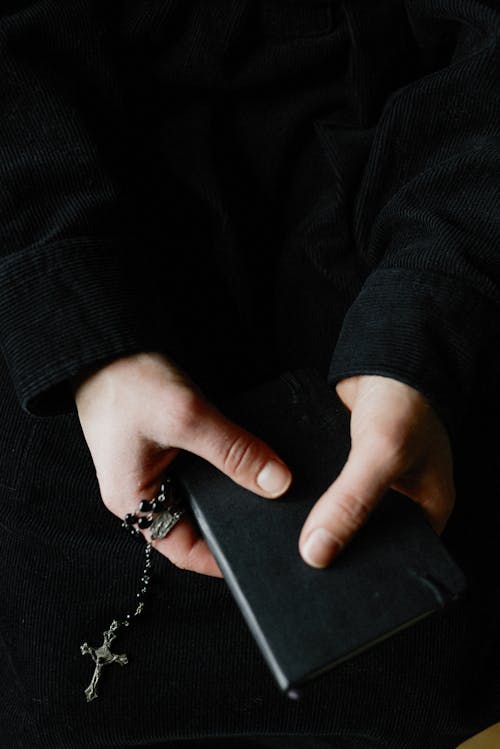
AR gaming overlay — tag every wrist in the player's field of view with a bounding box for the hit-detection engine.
[69,351,167,403]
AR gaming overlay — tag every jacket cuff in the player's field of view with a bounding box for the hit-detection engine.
[327,267,499,449]
[0,237,165,417]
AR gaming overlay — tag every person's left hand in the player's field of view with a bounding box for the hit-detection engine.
[299,374,456,568]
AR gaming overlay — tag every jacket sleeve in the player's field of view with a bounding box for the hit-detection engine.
[327,0,500,448]
[0,1,165,417]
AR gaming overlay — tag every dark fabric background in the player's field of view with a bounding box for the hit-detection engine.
[0,0,499,746]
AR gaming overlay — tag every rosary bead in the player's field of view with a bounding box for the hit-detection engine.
[123,522,139,537]
[137,516,154,529]
[124,513,138,525]
[139,500,153,513]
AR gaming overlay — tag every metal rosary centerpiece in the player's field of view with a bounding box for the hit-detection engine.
[80,476,185,702]
[121,476,186,541]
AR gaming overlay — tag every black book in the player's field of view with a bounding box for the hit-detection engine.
[168,367,467,697]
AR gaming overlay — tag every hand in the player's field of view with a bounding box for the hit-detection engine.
[299,374,455,568]
[70,351,292,578]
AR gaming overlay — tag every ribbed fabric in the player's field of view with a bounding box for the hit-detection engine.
[0,0,499,746]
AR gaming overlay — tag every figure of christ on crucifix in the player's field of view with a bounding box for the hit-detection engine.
[81,620,128,702]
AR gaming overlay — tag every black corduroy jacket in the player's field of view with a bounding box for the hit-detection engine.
[0,1,499,747]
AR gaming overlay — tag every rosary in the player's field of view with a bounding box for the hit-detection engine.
[80,476,185,702]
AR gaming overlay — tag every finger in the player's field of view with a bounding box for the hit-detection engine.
[172,396,293,499]
[96,446,181,517]
[299,438,400,568]
[151,515,224,578]
[129,474,225,579]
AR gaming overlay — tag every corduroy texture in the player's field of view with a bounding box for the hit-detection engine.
[0,0,499,746]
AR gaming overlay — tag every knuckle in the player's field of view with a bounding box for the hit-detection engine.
[168,556,190,572]
[333,491,372,532]
[166,386,205,434]
[161,546,188,571]
[165,541,198,573]
[222,434,259,477]
[421,487,456,521]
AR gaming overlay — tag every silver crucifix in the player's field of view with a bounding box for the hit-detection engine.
[80,620,128,701]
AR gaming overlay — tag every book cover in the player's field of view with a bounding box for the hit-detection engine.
[168,368,467,695]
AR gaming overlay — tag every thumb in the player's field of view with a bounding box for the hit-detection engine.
[177,398,293,499]
[299,439,397,567]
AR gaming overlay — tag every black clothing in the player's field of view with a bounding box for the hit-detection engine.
[0,1,499,747]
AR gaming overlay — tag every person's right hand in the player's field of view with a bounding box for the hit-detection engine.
[70,351,293,578]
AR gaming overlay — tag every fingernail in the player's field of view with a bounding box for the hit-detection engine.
[301,528,339,568]
[256,460,292,496]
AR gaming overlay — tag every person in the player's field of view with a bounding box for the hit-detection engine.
[0,1,499,747]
